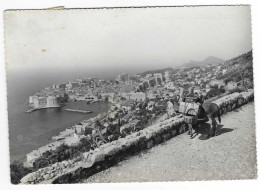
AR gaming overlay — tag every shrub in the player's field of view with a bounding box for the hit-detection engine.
[10,161,34,184]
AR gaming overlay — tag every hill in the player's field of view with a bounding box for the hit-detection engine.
[217,50,253,83]
[180,56,225,68]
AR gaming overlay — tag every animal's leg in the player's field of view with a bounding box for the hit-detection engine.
[194,123,199,135]
[187,123,191,135]
[188,124,193,137]
[214,119,218,136]
[217,109,221,124]
[211,117,217,137]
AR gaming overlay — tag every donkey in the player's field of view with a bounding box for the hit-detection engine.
[200,102,221,138]
[172,99,221,139]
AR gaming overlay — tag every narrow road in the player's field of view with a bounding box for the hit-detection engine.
[82,103,257,183]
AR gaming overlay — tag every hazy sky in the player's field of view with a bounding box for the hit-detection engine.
[5,6,252,76]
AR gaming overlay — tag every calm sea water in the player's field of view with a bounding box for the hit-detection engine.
[7,68,111,163]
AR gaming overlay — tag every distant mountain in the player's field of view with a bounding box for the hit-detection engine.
[180,56,225,68]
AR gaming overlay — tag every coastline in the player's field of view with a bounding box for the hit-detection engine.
[23,100,112,166]
[51,101,112,142]
[9,101,111,164]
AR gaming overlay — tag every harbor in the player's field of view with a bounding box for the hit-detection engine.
[25,105,63,113]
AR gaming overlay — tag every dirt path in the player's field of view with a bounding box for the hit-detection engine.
[82,103,257,183]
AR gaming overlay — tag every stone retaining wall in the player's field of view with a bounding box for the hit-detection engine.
[212,89,254,115]
[20,90,254,184]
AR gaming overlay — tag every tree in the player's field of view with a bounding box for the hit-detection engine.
[234,75,242,82]
[219,86,226,93]
[212,84,218,89]
[10,161,34,184]
[139,117,149,128]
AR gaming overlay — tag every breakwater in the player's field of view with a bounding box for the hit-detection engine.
[20,90,254,184]
[25,105,63,113]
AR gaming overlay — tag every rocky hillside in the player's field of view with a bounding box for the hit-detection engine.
[217,50,253,83]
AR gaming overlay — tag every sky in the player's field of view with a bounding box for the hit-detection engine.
[4,6,252,77]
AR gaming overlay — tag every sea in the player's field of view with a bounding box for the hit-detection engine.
[6,68,114,163]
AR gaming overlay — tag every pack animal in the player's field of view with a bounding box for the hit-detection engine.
[172,100,221,139]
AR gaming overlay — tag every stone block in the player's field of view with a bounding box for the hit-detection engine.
[137,135,147,144]
[125,138,137,148]
[232,103,237,110]
[104,145,120,156]
[155,127,164,134]
[163,124,171,132]
[162,133,171,140]
[145,131,153,140]
[90,151,106,163]
[147,140,154,149]
[154,136,162,144]
[171,129,177,137]
[20,172,37,184]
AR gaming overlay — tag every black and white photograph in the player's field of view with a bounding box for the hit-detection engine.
[3,5,257,185]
